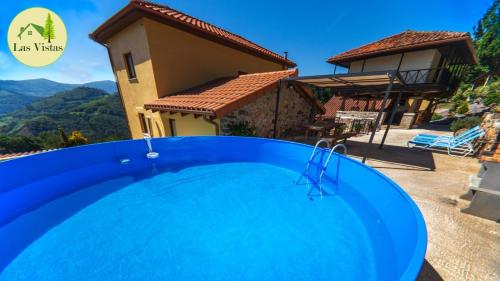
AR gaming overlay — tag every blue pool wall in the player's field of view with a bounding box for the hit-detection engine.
[0,136,427,280]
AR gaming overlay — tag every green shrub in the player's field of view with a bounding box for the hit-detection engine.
[450,116,481,132]
[474,80,500,106]
[484,91,500,106]
[457,101,469,114]
[431,113,444,121]
[450,80,499,112]
[226,121,256,136]
[334,124,347,135]
[0,135,43,153]
[353,123,363,133]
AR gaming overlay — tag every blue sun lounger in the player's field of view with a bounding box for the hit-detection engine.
[411,126,481,142]
[408,127,485,157]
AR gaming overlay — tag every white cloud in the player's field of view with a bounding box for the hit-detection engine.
[0,51,12,70]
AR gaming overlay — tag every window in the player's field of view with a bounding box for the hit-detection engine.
[168,119,177,136]
[28,31,32,35]
[138,113,148,134]
[147,117,154,137]
[124,52,137,80]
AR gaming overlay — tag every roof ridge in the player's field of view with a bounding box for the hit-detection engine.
[129,0,294,66]
[327,30,473,64]
[135,0,250,40]
[239,69,297,77]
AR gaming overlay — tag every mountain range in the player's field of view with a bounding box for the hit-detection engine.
[0,79,117,115]
[0,87,129,144]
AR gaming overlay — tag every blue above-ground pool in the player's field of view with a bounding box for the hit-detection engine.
[0,137,426,281]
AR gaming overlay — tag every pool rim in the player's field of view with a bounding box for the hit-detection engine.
[0,136,427,280]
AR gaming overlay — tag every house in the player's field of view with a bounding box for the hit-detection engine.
[302,30,478,128]
[90,0,322,139]
[144,69,323,137]
[17,23,44,40]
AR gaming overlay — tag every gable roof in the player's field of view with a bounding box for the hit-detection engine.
[90,0,295,67]
[327,30,477,65]
[18,23,44,38]
[144,69,324,118]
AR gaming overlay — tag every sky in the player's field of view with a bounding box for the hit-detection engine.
[0,0,494,84]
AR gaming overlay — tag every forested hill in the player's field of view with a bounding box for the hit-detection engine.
[0,79,116,97]
[0,79,117,115]
[0,87,129,148]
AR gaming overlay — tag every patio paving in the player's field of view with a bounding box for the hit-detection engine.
[347,127,499,281]
[288,126,499,280]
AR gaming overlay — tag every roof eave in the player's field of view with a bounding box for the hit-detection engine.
[89,2,296,67]
[327,36,478,65]
[89,2,137,43]
[144,104,216,116]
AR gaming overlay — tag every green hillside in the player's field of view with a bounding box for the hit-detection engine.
[0,79,117,97]
[0,90,40,115]
[0,87,129,150]
[0,79,118,116]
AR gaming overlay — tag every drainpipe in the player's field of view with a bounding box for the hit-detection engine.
[273,80,283,138]
[98,41,133,138]
[203,116,219,135]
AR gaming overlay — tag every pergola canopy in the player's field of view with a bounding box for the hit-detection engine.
[292,69,454,99]
[295,71,404,89]
[292,70,409,163]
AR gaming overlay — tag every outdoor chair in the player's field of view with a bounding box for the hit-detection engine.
[407,128,485,157]
[411,126,481,142]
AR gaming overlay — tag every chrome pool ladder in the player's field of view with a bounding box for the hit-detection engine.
[299,139,347,199]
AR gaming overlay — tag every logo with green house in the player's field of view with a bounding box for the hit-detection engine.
[17,13,56,43]
[7,8,67,67]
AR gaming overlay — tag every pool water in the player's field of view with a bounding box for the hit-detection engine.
[0,162,376,281]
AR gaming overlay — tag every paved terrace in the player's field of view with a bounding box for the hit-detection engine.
[289,126,499,281]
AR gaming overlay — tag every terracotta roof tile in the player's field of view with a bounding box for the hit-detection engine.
[0,150,52,161]
[328,30,471,64]
[91,0,295,67]
[145,69,312,117]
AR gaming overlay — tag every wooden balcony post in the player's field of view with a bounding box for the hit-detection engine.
[362,73,395,163]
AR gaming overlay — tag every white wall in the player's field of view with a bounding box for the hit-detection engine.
[348,49,442,73]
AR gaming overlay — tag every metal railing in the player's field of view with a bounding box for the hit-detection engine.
[398,68,455,86]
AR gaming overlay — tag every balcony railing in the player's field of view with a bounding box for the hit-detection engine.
[398,67,458,86]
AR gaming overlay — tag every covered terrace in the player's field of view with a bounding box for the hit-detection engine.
[293,69,452,163]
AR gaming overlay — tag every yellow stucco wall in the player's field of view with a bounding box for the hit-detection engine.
[106,17,286,138]
[144,18,284,97]
[107,19,166,139]
[161,113,219,136]
[419,99,431,111]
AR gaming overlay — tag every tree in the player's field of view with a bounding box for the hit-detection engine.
[468,0,499,80]
[58,127,68,145]
[67,131,88,147]
[43,13,55,43]
[0,135,43,154]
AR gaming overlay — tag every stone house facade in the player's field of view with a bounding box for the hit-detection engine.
[220,83,317,138]
[145,70,325,138]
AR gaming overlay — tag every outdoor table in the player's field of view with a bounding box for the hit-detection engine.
[338,116,375,132]
[304,121,342,140]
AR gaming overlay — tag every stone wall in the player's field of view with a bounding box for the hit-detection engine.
[399,113,417,129]
[220,83,316,138]
[478,112,500,155]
